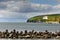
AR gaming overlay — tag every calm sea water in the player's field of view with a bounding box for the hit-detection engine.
[0,22,60,32]
[0,22,60,40]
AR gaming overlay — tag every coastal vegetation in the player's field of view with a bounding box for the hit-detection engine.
[27,14,60,23]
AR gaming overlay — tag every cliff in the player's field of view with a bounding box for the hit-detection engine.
[27,14,60,23]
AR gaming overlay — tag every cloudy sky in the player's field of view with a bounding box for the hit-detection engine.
[0,0,60,22]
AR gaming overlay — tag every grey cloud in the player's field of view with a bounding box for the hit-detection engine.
[0,0,28,2]
[0,0,59,19]
[0,0,53,13]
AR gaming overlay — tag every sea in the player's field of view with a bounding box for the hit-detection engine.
[0,22,60,40]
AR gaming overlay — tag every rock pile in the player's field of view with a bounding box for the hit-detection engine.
[0,29,60,39]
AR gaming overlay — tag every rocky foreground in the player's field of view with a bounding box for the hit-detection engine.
[0,29,60,39]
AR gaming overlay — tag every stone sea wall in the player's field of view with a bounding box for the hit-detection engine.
[0,29,60,39]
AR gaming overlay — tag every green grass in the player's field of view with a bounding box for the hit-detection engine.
[27,14,60,22]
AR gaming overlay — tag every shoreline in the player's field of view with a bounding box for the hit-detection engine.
[0,29,60,39]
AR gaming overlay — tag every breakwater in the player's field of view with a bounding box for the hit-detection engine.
[0,29,60,39]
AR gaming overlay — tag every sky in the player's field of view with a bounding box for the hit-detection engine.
[0,0,60,22]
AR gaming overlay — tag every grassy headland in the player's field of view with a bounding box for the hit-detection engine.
[27,14,60,23]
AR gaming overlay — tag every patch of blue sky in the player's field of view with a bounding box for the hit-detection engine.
[30,0,60,5]
[0,18,27,22]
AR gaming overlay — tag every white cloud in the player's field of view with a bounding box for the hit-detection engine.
[0,0,60,22]
[31,4,52,10]
[0,10,27,18]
